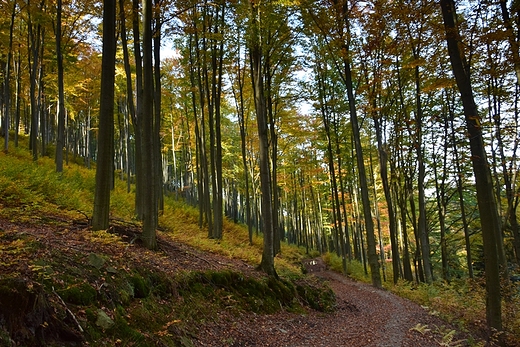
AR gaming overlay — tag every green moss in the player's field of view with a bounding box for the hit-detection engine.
[109,308,149,346]
[58,282,97,306]
[296,283,335,312]
[85,308,97,322]
[130,274,150,299]
[148,271,176,299]
[175,270,335,315]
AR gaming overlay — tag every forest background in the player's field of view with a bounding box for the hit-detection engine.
[1,0,520,343]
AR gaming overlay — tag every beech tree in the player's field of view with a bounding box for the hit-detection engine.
[249,0,277,277]
[440,0,502,334]
[140,0,159,249]
[92,0,116,231]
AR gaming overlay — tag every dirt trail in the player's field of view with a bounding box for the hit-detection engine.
[196,259,472,347]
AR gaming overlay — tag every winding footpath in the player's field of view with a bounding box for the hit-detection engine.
[195,260,475,347]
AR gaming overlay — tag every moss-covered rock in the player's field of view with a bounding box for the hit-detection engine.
[296,283,335,312]
[175,270,335,315]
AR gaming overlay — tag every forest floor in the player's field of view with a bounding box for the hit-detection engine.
[0,214,487,347]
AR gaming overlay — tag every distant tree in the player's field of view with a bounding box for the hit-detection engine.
[3,0,16,153]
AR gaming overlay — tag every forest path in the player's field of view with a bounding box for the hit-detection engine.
[196,258,472,347]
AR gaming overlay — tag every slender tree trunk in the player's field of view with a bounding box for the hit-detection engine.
[38,58,46,157]
[432,130,450,282]
[413,64,433,284]
[344,57,381,288]
[233,46,253,244]
[14,51,21,148]
[55,0,66,172]
[316,61,347,272]
[153,1,163,215]
[140,0,157,249]
[441,0,502,334]
[3,1,16,152]
[119,0,136,193]
[250,0,277,278]
[28,7,42,161]
[132,0,145,220]
[332,0,380,287]
[374,117,400,283]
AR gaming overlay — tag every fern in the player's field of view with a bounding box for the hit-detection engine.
[409,323,431,335]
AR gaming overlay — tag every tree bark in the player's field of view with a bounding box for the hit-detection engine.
[140,0,157,250]
[374,116,400,283]
[250,0,277,278]
[440,0,502,334]
[92,0,116,231]
[55,0,65,172]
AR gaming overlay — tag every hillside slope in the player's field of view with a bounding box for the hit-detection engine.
[0,214,487,347]
[0,213,332,346]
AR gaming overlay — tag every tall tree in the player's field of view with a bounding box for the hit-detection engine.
[55,0,66,172]
[140,0,158,249]
[3,0,16,152]
[440,0,502,335]
[249,0,277,277]
[92,0,117,231]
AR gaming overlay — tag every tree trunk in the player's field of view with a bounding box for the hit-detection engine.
[92,0,116,231]
[344,59,381,288]
[250,0,277,278]
[374,116,400,283]
[413,64,433,284]
[440,0,502,334]
[119,0,136,193]
[153,1,163,214]
[132,0,145,220]
[140,0,157,250]
[28,5,42,162]
[55,0,65,172]
[3,0,16,152]
[14,51,21,148]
